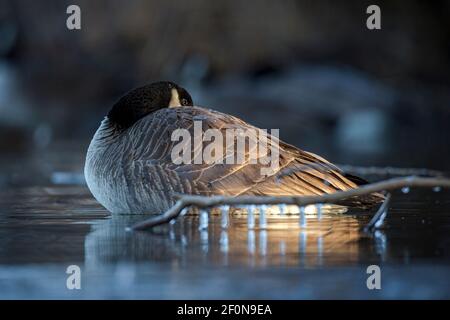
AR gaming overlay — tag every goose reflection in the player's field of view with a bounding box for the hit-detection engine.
[84,209,387,269]
[84,215,182,269]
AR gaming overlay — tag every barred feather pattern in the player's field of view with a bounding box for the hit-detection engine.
[84,107,383,214]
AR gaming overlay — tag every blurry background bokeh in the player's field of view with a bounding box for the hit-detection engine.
[1,0,449,187]
[1,0,450,300]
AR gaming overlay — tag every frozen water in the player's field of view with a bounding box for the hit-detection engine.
[259,205,267,229]
[299,230,308,266]
[200,230,209,253]
[374,230,387,261]
[279,241,286,255]
[219,230,229,253]
[317,204,322,220]
[259,230,268,256]
[220,205,230,228]
[198,209,209,230]
[299,206,307,227]
[317,236,323,266]
[247,205,255,229]
[181,235,188,246]
[247,230,256,254]
[169,225,175,241]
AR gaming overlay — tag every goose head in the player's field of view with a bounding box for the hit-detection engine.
[107,81,193,129]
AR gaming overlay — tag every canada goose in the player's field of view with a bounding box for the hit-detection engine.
[84,81,383,214]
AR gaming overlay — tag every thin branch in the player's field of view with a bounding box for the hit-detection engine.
[131,176,450,231]
[364,193,392,232]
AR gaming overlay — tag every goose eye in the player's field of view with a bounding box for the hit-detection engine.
[181,98,188,106]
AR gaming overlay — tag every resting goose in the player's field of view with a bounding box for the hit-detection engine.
[84,81,383,214]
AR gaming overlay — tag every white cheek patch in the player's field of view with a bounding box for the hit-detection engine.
[168,88,181,107]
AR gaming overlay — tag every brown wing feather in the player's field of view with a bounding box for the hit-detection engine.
[130,106,382,207]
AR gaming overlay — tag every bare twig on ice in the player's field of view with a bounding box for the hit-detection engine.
[364,193,392,232]
[130,176,450,231]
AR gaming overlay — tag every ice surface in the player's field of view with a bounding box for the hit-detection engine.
[198,209,209,230]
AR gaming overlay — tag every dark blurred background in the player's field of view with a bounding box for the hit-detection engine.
[1,0,449,187]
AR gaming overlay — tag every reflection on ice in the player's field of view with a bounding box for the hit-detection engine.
[317,236,323,266]
[169,224,175,241]
[199,209,208,230]
[247,205,255,229]
[220,205,229,228]
[181,235,188,246]
[247,230,256,255]
[259,230,268,256]
[200,230,209,253]
[259,205,267,229]
[299,230,307,267]
[317,204,322,220]
[300,206,307,227]
[219,230,229,253]
[83,203,380,269]
[374,230,387,261]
